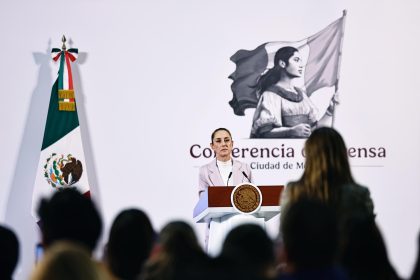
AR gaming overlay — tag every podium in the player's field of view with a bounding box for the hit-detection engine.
[193,185,283,256]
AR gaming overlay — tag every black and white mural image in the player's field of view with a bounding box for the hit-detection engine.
[229,14,345,138]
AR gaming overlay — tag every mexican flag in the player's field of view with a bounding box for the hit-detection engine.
[229,12,346,116]
[32,47,90,221]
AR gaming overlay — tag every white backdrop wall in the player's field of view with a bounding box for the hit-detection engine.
[1,0,420,279]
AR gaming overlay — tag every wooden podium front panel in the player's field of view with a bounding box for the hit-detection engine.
[207,185,284,207]
[208,187,232,207]
[259,186,284,206]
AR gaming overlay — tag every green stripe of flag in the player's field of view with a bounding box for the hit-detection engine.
[58,53,65,90]
[41,79,79,150]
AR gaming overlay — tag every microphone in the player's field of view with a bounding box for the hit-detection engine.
[242,171,251,183]
[226,172,233,186]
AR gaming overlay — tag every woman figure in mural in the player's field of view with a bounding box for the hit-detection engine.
[250,46,336,138]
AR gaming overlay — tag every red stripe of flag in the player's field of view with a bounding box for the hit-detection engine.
[65,51,74,89]
[53,52,61,62]
[67,52,77,62]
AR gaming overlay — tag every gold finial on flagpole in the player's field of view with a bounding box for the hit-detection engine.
[61,35,67,51]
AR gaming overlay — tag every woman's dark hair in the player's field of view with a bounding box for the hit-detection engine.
[107,208,155,280]
[38,188,102,253]
[158,221,203,257]
[0,225,19,279]
[255,46,298,95]
[211,128,232,143]
[340,217,400,280]
[288,127,354,207]
[220,224,275,278]
[281,197,338,269]
[141,221,209,280]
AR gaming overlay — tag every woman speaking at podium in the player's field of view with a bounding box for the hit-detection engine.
[197,128,254,255]
[198,128,253,196]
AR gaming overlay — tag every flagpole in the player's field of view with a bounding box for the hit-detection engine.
[332,10,347,127]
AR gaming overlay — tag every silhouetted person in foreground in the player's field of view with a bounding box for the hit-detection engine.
[30,241,109,280]
[282,127,374,222]
[37,188,102,254]
[105,208,155,280]
[0,225,19,280]
[278,197,348,280]
[218,224,276,280]
[142,221,212,280]
[280,127,380,277]
[340,216,400,280]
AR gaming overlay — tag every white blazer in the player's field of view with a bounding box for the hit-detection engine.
[198,159,253,195]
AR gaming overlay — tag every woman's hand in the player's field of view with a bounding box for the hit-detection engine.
[324,92,339,116]
[291,123,311,137]
[332,91,340,105]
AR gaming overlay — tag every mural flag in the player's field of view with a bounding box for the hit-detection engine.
[229,12,346,116]
[32,36,90,221]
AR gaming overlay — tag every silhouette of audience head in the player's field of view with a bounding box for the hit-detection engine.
[0,225,19,280]
[340,216,400,280]
[30,241,106,280]
[281,197,337,270]
[142,221,210,280]
[220,224,275,279]
[291,127,354,204]
[304,127,350,170]
[158,221,202,258]
[106,208,155,280]
[37,188,102,253]
[301,127,354,197]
